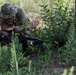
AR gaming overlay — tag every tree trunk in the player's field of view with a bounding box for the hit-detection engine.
[75,0,76,27]
[75,0,76,13]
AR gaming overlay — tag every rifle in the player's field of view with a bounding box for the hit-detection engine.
[18,33,48,58]
[0,30,48,56]
[18,33,47,45]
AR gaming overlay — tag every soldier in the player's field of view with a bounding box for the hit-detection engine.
[0,3,39,35]
[0,3,39,52]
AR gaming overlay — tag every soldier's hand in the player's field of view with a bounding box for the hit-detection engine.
[27,20,39,29]
[14,26,25,33]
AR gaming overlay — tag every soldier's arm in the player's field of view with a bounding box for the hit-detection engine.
[13,26,25,33]
[18,8,39,28]
[0,17,10,36]
[15,6,39,29]
[19,8,28,25]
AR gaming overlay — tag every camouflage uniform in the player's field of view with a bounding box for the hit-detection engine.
[0,3,39,52]
[0,3,29,46]
[0,3,28,26]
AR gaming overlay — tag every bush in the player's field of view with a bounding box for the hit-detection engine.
[59,24,76,66]
[40,0,75,66]
[40,0,74,48]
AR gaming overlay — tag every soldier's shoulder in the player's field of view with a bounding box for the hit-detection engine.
[14,5,21,9]
[0,11,3,20]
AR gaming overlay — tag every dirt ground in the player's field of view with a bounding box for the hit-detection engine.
[43,66,76,75]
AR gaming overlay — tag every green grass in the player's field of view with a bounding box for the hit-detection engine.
[0,0,75,75]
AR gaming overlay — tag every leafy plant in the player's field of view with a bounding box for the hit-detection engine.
[40,0,75,66]
[40,0,75,48]
[59,24,76,66]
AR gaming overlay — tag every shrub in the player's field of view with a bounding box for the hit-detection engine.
[59,24,76,66]
[40,0,75,48]
[40,0,75,66]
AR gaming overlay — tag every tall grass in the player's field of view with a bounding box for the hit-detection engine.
[62,66,74,75]
[11,39,19,75]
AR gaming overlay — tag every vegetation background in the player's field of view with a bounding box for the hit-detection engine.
[0,0,75,75]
